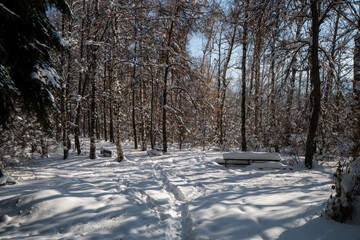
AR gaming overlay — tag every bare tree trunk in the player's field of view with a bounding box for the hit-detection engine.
[216,30,222,146]
[270,46,278,153]
[162,14,176,153]
[103,62,108,142]
[89,46,98,159]
[298,70,302,112]
[254,18,263,136]
[268,0,280,153]
[60,15,69,160]
[162,64,169,153]
[40,137,47,157]
[140,79,147,151]
[96,117,100,139]
[285,67,296,143]
[132,81,138,149]
[74,107,82,154]
[115,101,124,162]
[131,29,138,149]
[325,13,339,105]
[89,80,97,159]
[114,90,124,162]
[150,72,155,150]
[61,84,68,160]
[109,98,114,143]
[241,0,249,152]
[108,62,115,143]
[74,0,89,155]
[353,31,360,160]
[305,69,309,97]
[305,0,321,169]
[116,128,124,162]
[87,4,100,160]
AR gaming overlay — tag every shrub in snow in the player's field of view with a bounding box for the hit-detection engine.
[326,158,360,223]
[0,116,56,171]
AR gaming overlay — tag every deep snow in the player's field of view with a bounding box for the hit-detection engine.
[0,140,359,239]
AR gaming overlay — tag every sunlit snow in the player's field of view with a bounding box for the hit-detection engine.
[0,139,359,239]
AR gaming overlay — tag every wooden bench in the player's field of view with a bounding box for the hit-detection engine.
[100,147,113,157]
[222,152,282,167]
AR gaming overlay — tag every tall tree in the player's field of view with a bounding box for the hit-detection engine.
[346,3,360,160]
[240,0,249,151]
[305,0,336,168]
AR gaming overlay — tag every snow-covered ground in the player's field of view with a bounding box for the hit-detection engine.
[1,140,359,240]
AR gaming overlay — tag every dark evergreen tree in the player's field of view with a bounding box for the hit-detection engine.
[0,0,70,131]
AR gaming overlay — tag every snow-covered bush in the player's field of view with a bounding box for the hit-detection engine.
[0,116,56,170]
[326,158,360,223]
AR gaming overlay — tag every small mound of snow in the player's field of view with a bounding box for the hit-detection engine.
[18,189,61,205]
[13,189,106,223]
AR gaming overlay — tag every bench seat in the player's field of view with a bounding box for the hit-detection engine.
[222,152,282,167]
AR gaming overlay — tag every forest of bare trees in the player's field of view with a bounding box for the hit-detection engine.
[1,0,360,225]
[1,0,360,169]
[44,0,358,165]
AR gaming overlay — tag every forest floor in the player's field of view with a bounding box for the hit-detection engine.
[0,139,360,239]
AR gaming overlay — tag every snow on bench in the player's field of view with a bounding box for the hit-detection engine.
[222,152,282,167]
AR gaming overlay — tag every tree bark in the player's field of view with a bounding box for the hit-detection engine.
[74,1,86,155]
[116,129,124,162]
[162,13,176,153]
[305,0,321,169]
[131,30,138,149]
[109,98,114,143]
[285,67,296,143]
[61,83,68,160]
[140,78,147,151]
[60,14,69,160]
[132,81,138,149]
[254,17,263,136]
[108,60,115,143]
[216,30,222,146]
[115,102,124,162]
[150,72,155,150]
[103,62,108,142]
[114,93,124,162]
[241,0,249,152]
[353,31,360,160]
[89,47,98,159]
[270,40,278,152]
[297,70,302,112]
